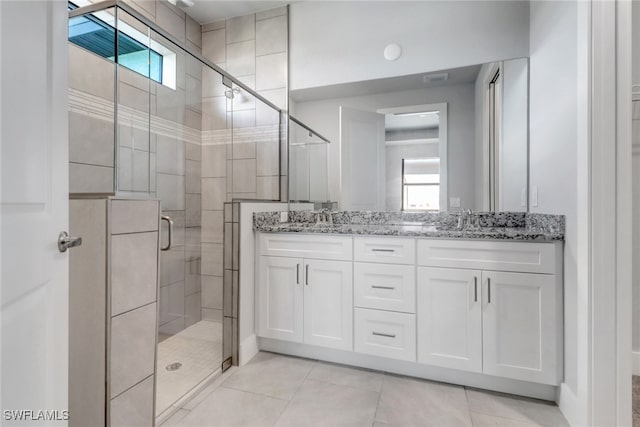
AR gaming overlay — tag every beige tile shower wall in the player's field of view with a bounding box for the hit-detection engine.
[69,198,160,427]
[68,44,116,194]
[109,199,160,427]
[200,7,287,326]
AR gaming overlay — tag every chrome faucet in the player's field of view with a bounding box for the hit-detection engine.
[315,209,333,226]
[455,209,479,229]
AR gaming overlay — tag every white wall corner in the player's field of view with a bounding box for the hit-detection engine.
[239,334,259,366]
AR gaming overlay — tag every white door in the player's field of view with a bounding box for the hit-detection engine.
[339,107,385,210]
[482,271,559,384]
[417,267,483,373]
[1,0,70,418]
[257,256,304,342]
[303,259,353,350]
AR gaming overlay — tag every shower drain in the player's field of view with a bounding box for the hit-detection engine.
[165,362,182,371]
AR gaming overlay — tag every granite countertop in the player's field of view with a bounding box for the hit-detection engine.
[253,211,565,242]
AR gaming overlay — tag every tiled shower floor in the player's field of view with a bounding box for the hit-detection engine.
[156,320,223,417]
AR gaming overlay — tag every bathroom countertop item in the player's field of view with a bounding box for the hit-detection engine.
[253,211,565,242]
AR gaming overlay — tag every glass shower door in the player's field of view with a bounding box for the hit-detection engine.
[148,28,228,418]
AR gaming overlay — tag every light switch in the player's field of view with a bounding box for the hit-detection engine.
[450,197,461,208]
[280,211,288,222]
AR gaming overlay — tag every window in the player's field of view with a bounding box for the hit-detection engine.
[402,158,440,211]
[68,2,169,86]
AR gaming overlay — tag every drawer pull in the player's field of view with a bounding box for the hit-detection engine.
[371,248,395,253]
[487,278,491,303]
[306,264,310,286]
[371,285,395,290]
[372,331,396,338]
[296,264,300,285]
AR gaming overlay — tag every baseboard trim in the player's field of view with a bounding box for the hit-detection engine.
[632,351,640,376]
[557,383,582,427]
[239,334,259,366]
[258,337,557,401]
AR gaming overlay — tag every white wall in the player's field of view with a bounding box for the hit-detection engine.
[294,84,476,210]
[289,1,529,91]
[632,0,640,364]
[529,1,583,423]
[633,2,640,92]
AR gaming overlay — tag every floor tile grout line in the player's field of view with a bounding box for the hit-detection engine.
[271,359,318,426]
[371,374,385,425]
[464,387,473,426]
[217,382,290,403]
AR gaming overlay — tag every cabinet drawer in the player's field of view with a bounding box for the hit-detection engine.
[259,233,352,261]
[417,239,558,274]
[354,237,415,265]
[354,308,416,362]
[354,263,415,313]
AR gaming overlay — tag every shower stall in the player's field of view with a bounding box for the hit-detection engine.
[67,0,286,422]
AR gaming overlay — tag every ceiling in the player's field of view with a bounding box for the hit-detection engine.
[290,64,482,103]
[184,1,289,24]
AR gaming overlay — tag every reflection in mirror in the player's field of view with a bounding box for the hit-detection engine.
[401,158,440,211]
[380,104,446,211]
[289,58,529,212]
[289,117,330,203]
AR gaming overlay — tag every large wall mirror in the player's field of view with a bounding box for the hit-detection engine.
[289,57,529,212]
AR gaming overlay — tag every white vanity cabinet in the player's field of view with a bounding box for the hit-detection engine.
[481,270,558,384]
[258,256,304,343]
[304,259,353,349]
[256,231,563,394]
[257,234,353,351]
[352,236,417,361]
[417,267,483,373]
[416,239,563,385]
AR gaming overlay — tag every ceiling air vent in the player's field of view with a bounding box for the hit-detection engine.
[423,73,449,84]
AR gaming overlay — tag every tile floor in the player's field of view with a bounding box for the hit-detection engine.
[160,351,569,427]
[156,320,223,416]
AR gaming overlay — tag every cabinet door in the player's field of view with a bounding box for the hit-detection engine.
[303,259,353,350]
[257,256,304,343]
[417,267,483,372]
[482,271,559,385]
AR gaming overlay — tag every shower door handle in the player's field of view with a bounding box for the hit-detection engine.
[161,215,174,251]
